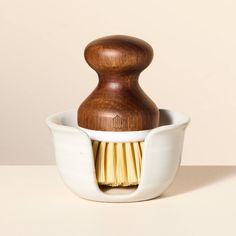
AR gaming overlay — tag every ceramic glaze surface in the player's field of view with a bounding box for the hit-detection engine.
[46,109,190,202]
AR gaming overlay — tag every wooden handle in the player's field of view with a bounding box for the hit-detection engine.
[78,35,159,131]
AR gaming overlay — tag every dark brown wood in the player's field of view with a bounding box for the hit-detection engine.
[78,35,159,131]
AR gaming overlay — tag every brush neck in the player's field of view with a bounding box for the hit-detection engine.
[97,73,140,89]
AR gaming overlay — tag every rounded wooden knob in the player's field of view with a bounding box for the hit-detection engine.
[84,35,153,75]
[78,35,159,132]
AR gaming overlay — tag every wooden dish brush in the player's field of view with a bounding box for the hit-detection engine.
[78,35,160,187]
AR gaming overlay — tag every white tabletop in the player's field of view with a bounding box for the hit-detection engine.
[0,166,235,236]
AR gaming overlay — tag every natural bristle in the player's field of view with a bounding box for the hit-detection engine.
[92,140,144,187]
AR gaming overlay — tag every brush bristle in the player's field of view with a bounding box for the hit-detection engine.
[92,140,144,187]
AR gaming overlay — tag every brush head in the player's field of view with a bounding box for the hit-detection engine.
[78,35,159,131]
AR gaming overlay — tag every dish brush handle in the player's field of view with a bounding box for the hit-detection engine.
[78,35,159,131]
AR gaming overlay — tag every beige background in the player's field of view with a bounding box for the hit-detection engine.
[0,0,235,165]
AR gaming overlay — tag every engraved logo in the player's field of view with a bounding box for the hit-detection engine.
[112,115,127,130]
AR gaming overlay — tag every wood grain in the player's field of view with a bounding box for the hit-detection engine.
[78,35,159,131]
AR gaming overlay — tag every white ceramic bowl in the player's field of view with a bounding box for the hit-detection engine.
[46,109,190,202]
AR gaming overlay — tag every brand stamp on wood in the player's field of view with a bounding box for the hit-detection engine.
[112,115,127,130]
